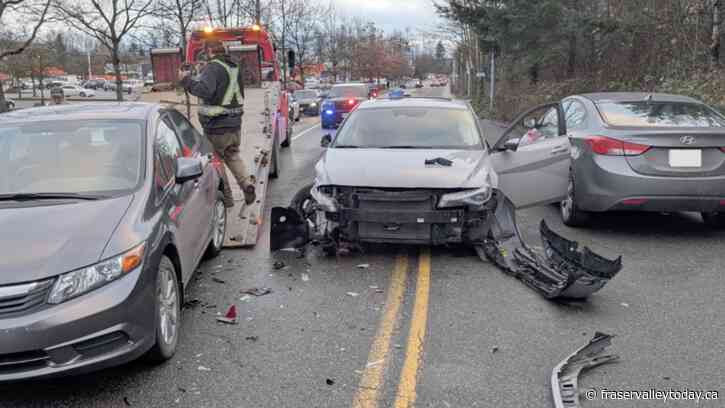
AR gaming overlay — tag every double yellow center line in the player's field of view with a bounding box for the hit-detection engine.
[351,249,432,408]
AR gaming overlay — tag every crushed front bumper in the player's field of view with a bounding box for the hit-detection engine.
[271,187,622,299]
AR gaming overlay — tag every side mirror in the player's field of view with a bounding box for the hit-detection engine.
[503,138,520,152]
[176,157,204,183]
[523,117,537,129]
[321,134,332,147]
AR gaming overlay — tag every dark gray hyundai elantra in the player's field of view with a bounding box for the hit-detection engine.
[0,103,227,381]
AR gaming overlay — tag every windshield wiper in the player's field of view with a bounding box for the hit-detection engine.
[333,145,361,149]
[379,146,423,149]
[0,192,104,201]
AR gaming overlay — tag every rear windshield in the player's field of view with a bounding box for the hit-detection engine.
[0,120,144,196]
[329,86,368,98]
[333,107,483,150]
[597,101,725,127]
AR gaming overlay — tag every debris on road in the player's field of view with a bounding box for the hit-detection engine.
[301,273,310,282]
[620,302,630,308]
[215,305,238,324]
[212,277,226,284]
[245,335,259,342]
[346,292,360,297]
[240,287,273,297]
[491,346,499,354]
[273,261,286,270]
[326,378,335,386]
[123,396,131,406]
[479,194,622,299]
[551,332,619,408]
[182,299,201,309]
[197,366,212,372]
[356,263,370,269]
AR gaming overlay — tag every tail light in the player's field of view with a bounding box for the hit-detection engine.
[719,147,725,153]
[348,99,355,105]
[584,136,650,156]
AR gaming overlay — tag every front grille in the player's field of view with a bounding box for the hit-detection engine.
[0,279,53,316]
[355,189,436,243]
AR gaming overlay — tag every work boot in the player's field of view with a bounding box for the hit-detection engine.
[243,183,256,205]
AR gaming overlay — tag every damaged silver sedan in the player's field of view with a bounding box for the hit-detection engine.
[271,97,622,299]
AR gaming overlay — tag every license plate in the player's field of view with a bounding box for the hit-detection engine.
[668,149,701,167]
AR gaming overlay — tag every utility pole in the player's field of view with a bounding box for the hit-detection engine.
[489,48,495,112]
[256,0,261,25]
[87,51,92,79]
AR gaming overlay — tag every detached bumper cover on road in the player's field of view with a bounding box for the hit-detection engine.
[271,189,622,299]
[480,193,622,299]
[551,332,619,408]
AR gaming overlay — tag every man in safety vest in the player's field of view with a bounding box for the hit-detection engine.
[179,40,255,208]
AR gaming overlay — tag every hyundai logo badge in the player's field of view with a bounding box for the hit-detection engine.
[680,136,696,145]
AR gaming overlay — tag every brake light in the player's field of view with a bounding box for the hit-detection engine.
[348,99,355,105]
[719,147,725,153]
[585,136,650,156]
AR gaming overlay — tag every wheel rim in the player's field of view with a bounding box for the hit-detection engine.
[213,198,227,249]
[561,179,574,220]
[157,267,178,345]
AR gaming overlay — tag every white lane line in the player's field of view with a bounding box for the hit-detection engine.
[292,123,321,141]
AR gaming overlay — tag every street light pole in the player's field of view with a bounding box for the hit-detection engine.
[489,48,495,112]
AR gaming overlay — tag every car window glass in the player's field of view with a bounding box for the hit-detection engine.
[155,118,182,191]
[513,106,560,148]
[565,100,587,130]
[597,101,725,127]
[167,110,201,154]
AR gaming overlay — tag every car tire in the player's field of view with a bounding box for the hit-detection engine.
[269,131,279,179]
[204,191,227,259]
[7,101,14,110]
[561,174,590,227]
[290,183,314,217]
[701,212,725,228]
[80,92,86,97]
[145,255,181,363]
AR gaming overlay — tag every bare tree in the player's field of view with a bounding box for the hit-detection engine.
[0,0,51,112]
[283,0,322,83]
[53,0,155,101]
[153,0,203,55]
[712,0,722,66]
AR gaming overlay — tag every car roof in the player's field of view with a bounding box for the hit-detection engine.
[0,102,158,124]
[577,92,702,104]
[359,97,468,111]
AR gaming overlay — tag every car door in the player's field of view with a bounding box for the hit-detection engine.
[167,109,217,241]
[156,115,209,281]
[488,102,570,208]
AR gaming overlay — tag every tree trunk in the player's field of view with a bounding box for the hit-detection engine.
[0,82,8,113]
[712,0,721,67]
[112,43,124,101]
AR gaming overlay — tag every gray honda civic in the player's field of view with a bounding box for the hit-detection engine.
[0,103,227,381]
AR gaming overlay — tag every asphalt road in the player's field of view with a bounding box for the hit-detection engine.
[2,88,724,408]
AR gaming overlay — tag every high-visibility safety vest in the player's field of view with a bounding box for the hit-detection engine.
[198,59,245,117]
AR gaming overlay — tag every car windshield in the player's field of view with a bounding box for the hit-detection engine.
[0,120,144,196]
[333,107,483,149]
[329,86,368,98]
[597,101,725,127]
[294,91,317,99]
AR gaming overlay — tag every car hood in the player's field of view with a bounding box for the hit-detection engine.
[315,149,495,189]
[0,195,133,285]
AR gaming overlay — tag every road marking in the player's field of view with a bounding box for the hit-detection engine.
[393,248,431,408]
[352,254,409,408]
[292,123,320,140]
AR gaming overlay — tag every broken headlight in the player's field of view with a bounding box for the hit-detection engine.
[438,186,492,209]
[311,185,338,212]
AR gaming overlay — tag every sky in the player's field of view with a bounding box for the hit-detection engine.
[328,0,443,34]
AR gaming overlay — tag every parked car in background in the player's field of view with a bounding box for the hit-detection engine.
[293,89,321,116]
[59,85,96,97]
[304,77,320,89]
[1,98,15,111]
[320,83,369,129]
[0,102,227,381]
[83,79,108,90]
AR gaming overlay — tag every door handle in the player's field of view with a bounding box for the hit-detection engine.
[551,146,569,155]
